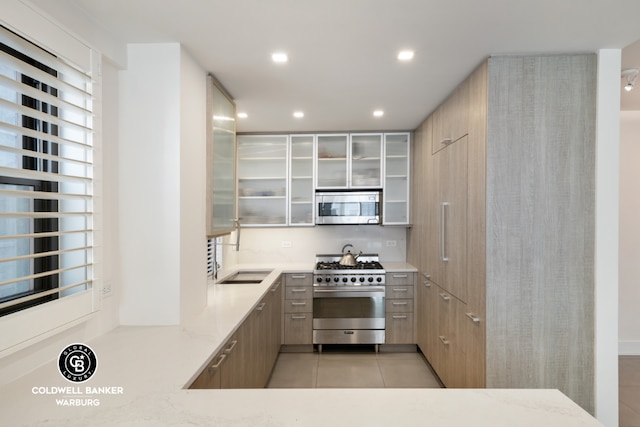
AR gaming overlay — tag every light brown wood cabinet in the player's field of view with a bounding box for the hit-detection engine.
[426,135,469,303]
[384,272,416,344]
[189,277,282,389]
[283,273,313,345]
[410,54,597,413]
[431,78,469,155]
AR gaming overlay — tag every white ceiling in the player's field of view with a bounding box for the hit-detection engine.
[31,0,640,132]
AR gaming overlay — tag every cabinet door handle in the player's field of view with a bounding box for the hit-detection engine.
[291,288,307,293]
[256,302,266,311]
[392,288,408,292]
[290,302,307,306]
[465,312,481,323]
[439,292,450,301]
[392,274,408,278]
[392,301,408,306]
[208,354,226,372]
[224,340,238,354]
[290,274,307,279]
[439,336,450,345]
[271,283,280,292]
[441,137,453,145]
[291,315,307,320]
[423,273,431,280]
[392,315,408,319]
[423,282,432,288]
[440,202,449,262]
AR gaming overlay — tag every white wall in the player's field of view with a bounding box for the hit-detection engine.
[118,44,182,325]
[117,43,209,325]
[620,111,640,355]
[179,49,208,325]
[594,49,621,427]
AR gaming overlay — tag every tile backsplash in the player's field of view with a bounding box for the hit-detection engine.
[221,225,407,269]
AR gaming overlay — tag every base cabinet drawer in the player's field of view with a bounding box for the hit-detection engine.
[284,313,312,345]
[385,312,414,344]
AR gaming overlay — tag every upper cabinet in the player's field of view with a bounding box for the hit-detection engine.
[316,134,382,189]
[237,132,411,227]
[349,134,382,188]
[237,135,288,226]
[383,133,411,225]
[431,78,469,155]
[316,134,349,188]
[206,76,237,237]
[289,135,316,226]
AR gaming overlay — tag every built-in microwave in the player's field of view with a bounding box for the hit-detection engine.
[315,190,381,225]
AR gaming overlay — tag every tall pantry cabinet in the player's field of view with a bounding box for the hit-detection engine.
[409,54,597,413]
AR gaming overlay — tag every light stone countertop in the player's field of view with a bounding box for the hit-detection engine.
[0,263,604,426]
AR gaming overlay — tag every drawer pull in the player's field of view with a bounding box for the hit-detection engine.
[392,288,408,292]
[392,274,408,279]
[439,293,450,301]
[439,336,450,345]
[208,354,226,372]
[291,288,307,293]
[290,302,307,306]
[256,302,266,311]
[290,274,307,279]
[224,340,238,354]
[465,312,481,323]
[423,282,431,288]
[291,315,307,320]
[392,301,408,306]
[392,315,408,319]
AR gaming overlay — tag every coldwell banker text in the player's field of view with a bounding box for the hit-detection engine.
[32,386,124,406]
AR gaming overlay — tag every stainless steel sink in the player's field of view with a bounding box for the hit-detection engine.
[217,270,272,284]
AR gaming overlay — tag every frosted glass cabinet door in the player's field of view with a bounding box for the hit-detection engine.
[350,134,382,188]
[289,135,315,225]
[206,76,237,237]
[237,135,288,226]
[383,133,410,224]
[316,134,348,188]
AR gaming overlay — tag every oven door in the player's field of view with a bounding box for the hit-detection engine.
[312,286,385,330]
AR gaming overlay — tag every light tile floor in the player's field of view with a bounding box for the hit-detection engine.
[620,356,640,427]
[267,347,442,389]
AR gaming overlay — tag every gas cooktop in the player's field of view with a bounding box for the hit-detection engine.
[313,254,386,285]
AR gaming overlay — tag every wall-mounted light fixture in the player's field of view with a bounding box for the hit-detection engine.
[621,68,639,92]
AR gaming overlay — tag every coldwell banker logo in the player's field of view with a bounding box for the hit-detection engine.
[58,343,97,383]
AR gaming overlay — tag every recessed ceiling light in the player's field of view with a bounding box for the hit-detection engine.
[293,111,304,118]
[373,110,384,117]
[272,52,288,63]
[237,112,248,119]
[397,50,415,61]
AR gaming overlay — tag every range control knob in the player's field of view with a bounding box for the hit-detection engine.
[317,277,323,283]
[350,277,356,282]
[359,277,365,282]
[376,277,382,283]
[325,277,331,283]
[333,277,339,283]
[342,277,348,283]
[368,277,374,283]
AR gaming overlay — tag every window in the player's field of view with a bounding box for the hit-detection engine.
[0,25,94,316]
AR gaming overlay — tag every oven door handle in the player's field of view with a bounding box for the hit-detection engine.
[313,288,385,294]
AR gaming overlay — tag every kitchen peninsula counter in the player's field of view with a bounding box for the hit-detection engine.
[0,264,604,426]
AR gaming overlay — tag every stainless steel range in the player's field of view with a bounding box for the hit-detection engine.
[312,253,386,350]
